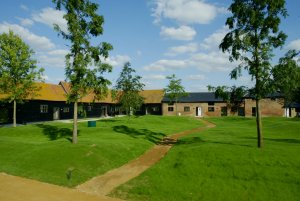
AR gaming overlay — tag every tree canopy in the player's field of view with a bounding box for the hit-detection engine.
[208,85,247,114]
[164,74,187,115]
[219,0,287,148]
[272,50,300,104]
[0,30,44,127]
[53,0,113,143]
[113,62,145,116]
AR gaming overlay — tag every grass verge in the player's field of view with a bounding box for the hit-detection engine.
[111,117,300,201]
[0,115,203,187]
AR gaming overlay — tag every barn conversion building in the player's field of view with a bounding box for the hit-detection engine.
[0,82,299,124]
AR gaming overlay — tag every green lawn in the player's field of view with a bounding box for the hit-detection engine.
[0,115,203,187]
[111,117,300,201]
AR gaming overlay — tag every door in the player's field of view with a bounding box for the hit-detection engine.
[53,107,60,120]
[196,107,202,117]
[221,107,228,116]
[101,106,107,117]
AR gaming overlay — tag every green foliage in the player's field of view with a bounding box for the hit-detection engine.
[52,0,113,102]
[52,0,113,143]
[0,115,201,187]
[113,62,145,115]
[164,74,187,115]
[0,30,44,102]
[220,0,287,99]
[112,117,300,201]
[208,85,247,113]
[220,0,287,147]
[272,50,300,104]
[0,30,44,127]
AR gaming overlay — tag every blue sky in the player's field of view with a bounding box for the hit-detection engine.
[1,0,299,92]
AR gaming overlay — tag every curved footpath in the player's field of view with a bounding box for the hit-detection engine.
[76,119,215,197]
[0,119,215,201]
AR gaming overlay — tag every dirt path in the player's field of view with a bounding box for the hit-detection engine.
[0,119,215,201]
[77,119,215,197]
[0,172,123,201]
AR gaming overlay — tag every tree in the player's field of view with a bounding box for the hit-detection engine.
[53,0,113,144]
[164,74,187,116]
[220,0,287,148]
[208,85,247,115]
[113,62,145,116]
[272,50,300,104]
[0,30,44,127]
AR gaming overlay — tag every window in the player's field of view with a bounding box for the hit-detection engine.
[208,107,214,112]
[152,106,159,112]
[87,106,92,111]
[252,107,256,117]
[184,106,190,112]
[40,105,48,113]
[238,107,245,116]
[168,107,174,112]
[63,107,70,113]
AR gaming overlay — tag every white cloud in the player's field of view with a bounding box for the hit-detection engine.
[36,49,68,69]
[286,39,300,51]
[165,42,198,56]
[189,51,235,72]
[144,59,188,71]
[102,55,131,67]
[160,25,196,41]
[152,0,225,24]
[143,74,166,80]
[41,74,50,81]
[144,52,235,73]
[17,18,34,27]
[37,53,66,68]
[187,74,206,80]
[200,26,229,50]
[20,4,29,11]
[32,7,68,33]
[0,22,55,51]
[48,49,69,56]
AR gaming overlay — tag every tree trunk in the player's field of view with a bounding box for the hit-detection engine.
[256,98,263,148]
[13,100,16,128]
[73,101,78,144]
[175,101,178,116]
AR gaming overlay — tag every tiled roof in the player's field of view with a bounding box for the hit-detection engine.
[162,92,225,103]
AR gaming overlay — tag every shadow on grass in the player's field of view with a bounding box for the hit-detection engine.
[243,136,300,144]
[100,119,120,123]
[176,137,253,147]
[113,125,166,144]
[35,124,76,142]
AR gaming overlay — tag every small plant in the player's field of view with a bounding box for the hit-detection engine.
[66,167,75,185]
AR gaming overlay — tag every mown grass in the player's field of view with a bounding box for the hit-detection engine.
[0,115,203,187]
[111,117,300,201]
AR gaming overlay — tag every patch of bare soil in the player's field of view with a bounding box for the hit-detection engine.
[0,172,123,201]
[77,119,215,197]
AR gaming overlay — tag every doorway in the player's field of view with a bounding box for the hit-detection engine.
[53,107,60,120]
[196,107,202,117]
